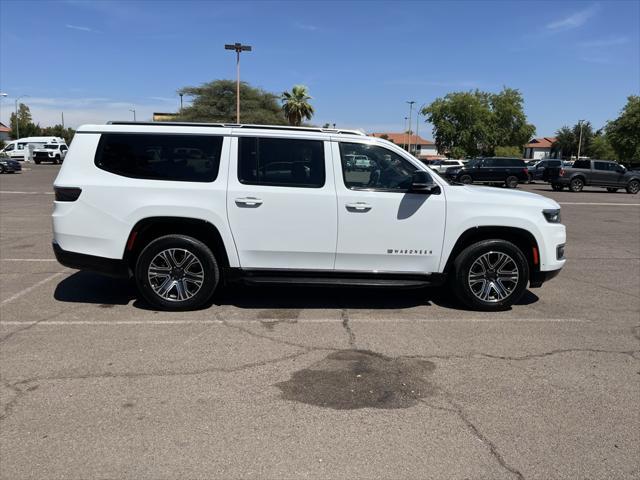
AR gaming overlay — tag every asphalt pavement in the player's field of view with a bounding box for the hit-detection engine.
[1,165,638,479]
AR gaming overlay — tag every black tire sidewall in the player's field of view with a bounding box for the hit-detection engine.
[626,180,639,194]
[452,239,529,311]
[505,176,518,188]
[135,234,219,310]
[460,174,472,184]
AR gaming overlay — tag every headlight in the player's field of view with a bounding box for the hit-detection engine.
[543,209,561,223]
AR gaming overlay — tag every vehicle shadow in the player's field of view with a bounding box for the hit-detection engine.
[55,271,539,312]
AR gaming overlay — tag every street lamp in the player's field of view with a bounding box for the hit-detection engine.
[0,92,7,127]
[225,42,252,123]
[15,95,29,139]
[406,101,415,154]
[415,102,429,159]
[179,92,184,115]
[403,116,408,149]
[129,108,136,122]
[576,119,585,161]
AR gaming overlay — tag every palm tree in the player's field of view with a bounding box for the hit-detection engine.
[281,85,314,126]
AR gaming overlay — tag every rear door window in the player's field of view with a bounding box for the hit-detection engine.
[573,160,591,169]
[594,161,609,171]
[95,133,223,182]
[238,137,325,188]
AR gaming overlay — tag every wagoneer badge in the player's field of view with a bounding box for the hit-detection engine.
[387,249,432,255]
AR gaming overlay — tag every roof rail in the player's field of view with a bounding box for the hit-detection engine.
[105,121,366,136]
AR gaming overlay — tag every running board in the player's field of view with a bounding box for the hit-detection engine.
[224,268,446,288]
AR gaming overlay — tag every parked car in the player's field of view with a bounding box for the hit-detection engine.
[0,157,22,173]
[548,159,640,194]
[33,143,69,164]
[427,159,465,174]
[52,122,565,311]
[445,157,529,188]
[529,159,563,182]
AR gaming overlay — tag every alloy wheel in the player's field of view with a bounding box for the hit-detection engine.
[468,251,519,303]
[147,248,205,302]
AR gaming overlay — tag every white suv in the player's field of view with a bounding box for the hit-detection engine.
[52,122,566,311]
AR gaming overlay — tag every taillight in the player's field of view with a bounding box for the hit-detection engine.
[559,169,565,177]
[54,187,82,202]
[523,168,529,175]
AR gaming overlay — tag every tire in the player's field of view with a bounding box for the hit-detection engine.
[459,174,473,185]
[606,188,619,193]
[34,159,41,165]
[626,179,640,195]
[55,155,61,164]
[551,183,564,191]
[451,239,529,311]
[135,234,219,310]
[569,177,584,192]
[505,176,518,189]
[527,173,533,184]
[0,165,5,174]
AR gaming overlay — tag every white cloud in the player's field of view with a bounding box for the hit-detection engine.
[577,36,629,48]
[546,4,598,31]
[65,24,96,32]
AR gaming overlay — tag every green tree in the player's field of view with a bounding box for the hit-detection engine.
[176,79,286,125]
[40,125,76,144]
[281,85,314,126]
[574,121,594,157]
[606,95,640,162]
[10,103,41,139]
[422,87,534,158]
[494,146,522,157]
[589,134,617,160]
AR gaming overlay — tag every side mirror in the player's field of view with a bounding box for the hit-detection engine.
[616,165,626,173]
[410,170,441,194]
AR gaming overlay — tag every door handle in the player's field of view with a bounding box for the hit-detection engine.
[235,197,263,207]
[345,202,372,212]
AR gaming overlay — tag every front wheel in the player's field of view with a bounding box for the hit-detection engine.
[626,179,640,194]
[451,239,529,311]
[505,176,518,189]
[551,183,564,191]
[569,177,584,192]
[34,159,41,165]
[54,155,61,164]
[135,234,219,310]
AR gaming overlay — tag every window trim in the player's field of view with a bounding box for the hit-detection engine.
[94,132,223,183]
[237,136,326,189]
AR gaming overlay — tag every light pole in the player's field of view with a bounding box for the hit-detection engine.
[15,95,29,139]
[179,92,184,115]
[406,100,415,154]
[129,108,136,122]
[576,119,585,161]
[403,116,408,150]
[224,42,252,123]
[415,102,428,159]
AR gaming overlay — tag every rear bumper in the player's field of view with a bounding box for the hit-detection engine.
[53,241,129,278]
[529,268,562,288]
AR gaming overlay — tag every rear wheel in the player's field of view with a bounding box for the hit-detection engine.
[626,179,640,194]
[606,187,619,193]
[451,239,529,311]
[569,177,584,192]
[551,183,564,191]
[135,234,219,310]
[0,165,5,174]
[459,174,472,185]
[505,176,518,189]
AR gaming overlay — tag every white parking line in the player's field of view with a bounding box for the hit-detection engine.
[559,202,640,206]
[0,272,65,306]
[0,191,53,195]
[0,318,584,326]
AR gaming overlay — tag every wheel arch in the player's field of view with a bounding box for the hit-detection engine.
[442,226,540,277]
[123,217,231,271]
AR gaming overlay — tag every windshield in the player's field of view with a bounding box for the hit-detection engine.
[466,159,481,168]
[43,144,58,149]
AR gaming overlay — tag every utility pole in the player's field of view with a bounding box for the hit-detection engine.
[415,102,428,159]
[0,92,7,126]
[61,112,65,129]
[403,116,408,150]
[179,92,184,115]
[225,42,252,123]
[576,119,585,161]
[129,108,136,122]
[15,95,29,139]
[406,100,415,154]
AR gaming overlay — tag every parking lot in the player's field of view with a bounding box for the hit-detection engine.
[1,165,638,479]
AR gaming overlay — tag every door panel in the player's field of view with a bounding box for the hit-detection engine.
[332,141,446,273]
[226,136,337,270]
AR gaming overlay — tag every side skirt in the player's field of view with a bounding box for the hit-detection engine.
[223,268,447,289]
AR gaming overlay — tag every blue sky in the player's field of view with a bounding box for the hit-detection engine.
[1,0,638,138]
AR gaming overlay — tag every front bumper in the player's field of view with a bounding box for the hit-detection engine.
[53,241,129,278]
[529,268,562,288]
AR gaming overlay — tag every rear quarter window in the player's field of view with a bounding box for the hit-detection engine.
[573,160,591,169]
[95,133,223,182]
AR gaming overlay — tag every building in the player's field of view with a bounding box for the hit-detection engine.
[371,132,442,160]
[523,137,560,160]
[0,122,10,142]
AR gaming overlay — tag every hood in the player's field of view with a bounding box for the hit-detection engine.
[458,184,560,209]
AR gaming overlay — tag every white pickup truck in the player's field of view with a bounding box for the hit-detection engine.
[33,143,69,164]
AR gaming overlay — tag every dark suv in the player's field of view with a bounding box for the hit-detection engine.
[445,157,529,188]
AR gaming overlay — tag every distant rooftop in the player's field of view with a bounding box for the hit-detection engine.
[371,132,434,145]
